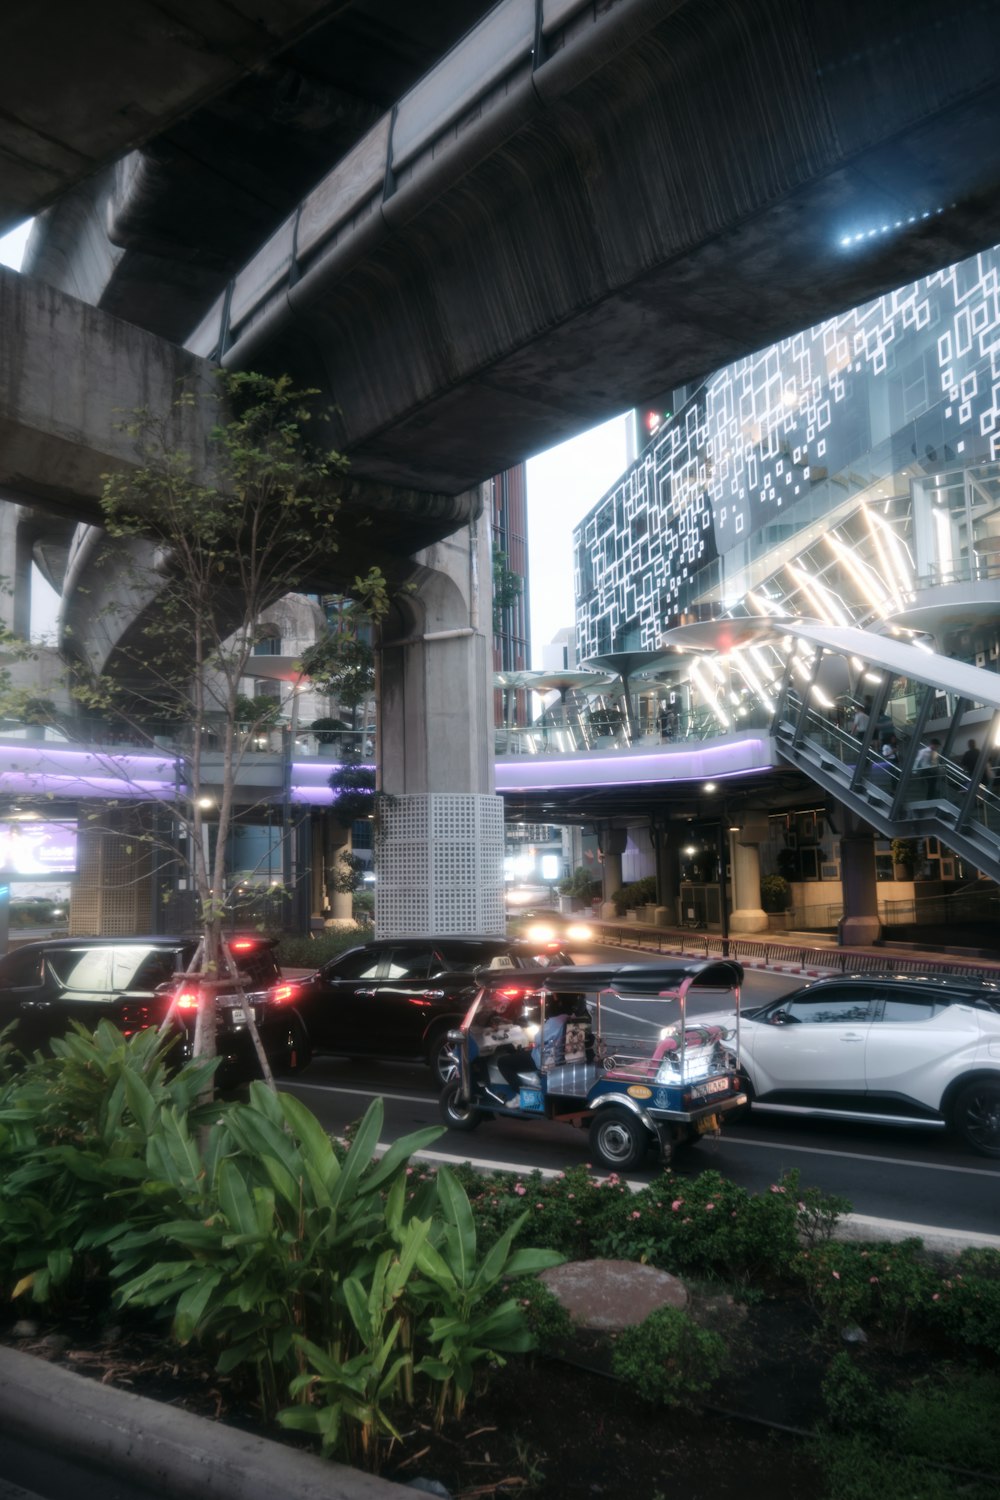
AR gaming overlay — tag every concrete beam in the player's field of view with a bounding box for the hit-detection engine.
[0,265,477,641]
[0,265,215,518]
[0,0,337,232]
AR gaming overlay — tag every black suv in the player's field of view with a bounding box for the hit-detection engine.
[0,935,303,1081]
[268,935,574,1086]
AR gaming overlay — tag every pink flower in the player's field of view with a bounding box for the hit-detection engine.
[705,1202,715,1211]
[631,1210,641,1220]
[536,1202,545,1209]
[671,1200,683,1211]
[797,1202,806,1212]
[932,1293,941,1301]
[870,1277,879,1284]
[568,1194,575,1201]
[514,1184,526,1197]
[769,1184,786,1194]
[832,1271,840,1280]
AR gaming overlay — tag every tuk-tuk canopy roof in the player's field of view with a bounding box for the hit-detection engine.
[479,958,743,997]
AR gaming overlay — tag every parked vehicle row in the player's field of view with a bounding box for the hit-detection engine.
[699,973,1000,1158]
[268,935,574,1086]
[4,929,998,1161]
[0,934,297,1083]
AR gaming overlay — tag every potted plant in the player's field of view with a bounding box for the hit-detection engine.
[891,838,918,879]
[760,874,792,929]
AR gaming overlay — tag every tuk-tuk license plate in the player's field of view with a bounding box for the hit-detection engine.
[690,1076,731,1099]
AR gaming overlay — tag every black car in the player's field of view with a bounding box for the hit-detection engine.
[0,934,306,1081]
[268,935,574,1086]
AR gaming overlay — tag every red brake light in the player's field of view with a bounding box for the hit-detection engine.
[494,985,527,1000]
[271,983,298,1004]
[230,939,256,952]
[175,990,199,1011]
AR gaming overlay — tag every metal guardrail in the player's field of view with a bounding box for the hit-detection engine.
[593,922,1000,982]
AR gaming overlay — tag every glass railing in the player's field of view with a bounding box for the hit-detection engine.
[493,702,769,756]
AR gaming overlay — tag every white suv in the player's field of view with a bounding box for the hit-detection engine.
[701,974,1000,1156]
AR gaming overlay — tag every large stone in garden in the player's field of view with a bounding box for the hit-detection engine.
[540,1259,688,1331]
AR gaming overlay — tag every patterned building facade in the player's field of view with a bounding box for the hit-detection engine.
[575,246,1000,669]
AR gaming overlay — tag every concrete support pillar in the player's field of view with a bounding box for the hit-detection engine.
[323,817,354,923]
[838,819,881,946]
[0,505,16,633]
[651,819,680,920]
[598,826,627,919]
[13,513,35,640]
[729,815,769,934]
[375,496,504,937]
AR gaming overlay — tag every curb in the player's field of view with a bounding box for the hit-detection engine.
[0,1345,412,1500]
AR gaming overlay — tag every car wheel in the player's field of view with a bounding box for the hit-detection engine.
[439,1080,482,1132]
[428,1031,460,1089]
[589,1107,649,1171]
[952,1079,1000,1157]
[270,1013,313,1077]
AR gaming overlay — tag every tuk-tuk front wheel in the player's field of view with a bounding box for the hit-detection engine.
[439,1081,483,1132]
[589,1107,649,1171]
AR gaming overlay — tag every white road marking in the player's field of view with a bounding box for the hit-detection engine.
[721,1132,1000,1176]
[288,1079,1000,1175]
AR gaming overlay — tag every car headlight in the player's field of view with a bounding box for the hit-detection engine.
[564,923,593,942]
[525,921,557,944]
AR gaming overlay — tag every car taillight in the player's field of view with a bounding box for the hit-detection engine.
[230,939,256,952]
[271,983,299,1005]
[175,990,199,1011]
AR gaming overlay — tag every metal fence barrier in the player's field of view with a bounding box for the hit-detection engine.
[593,922,1000,981]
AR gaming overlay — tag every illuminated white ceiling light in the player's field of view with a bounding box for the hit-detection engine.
[810,684,835,708]
[731,648,776,713]
[932,503,955,577]
[823,532,892,618]
[866,509,915,595]
[745,590,786,617]
[838,206,945,249]
[861,505,904,607]
[749,645,779,683]
[689,661,731,730]
[785,563,852,626]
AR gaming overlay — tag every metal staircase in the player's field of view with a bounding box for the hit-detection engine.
[768,621,1000,883]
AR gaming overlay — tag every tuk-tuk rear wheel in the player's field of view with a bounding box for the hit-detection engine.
[439,1080,483,1132]
[589,1107,649,1171]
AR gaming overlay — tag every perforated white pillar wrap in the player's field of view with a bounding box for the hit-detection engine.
[375,793,505,937]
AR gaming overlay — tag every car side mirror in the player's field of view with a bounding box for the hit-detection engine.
[769,1010,798,1025]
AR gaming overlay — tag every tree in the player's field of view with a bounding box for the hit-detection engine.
[298,573,393,737]
[492,550,522,632]
[72,370,350,1076]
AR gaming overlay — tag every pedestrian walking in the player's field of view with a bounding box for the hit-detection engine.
[849,697,872,736]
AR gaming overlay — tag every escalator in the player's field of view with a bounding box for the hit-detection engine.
[768,621,1000,882]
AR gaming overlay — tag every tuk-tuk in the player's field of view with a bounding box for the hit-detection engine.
[439,958,746,1170]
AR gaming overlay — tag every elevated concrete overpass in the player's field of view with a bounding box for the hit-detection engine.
[16,0,1000,497]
